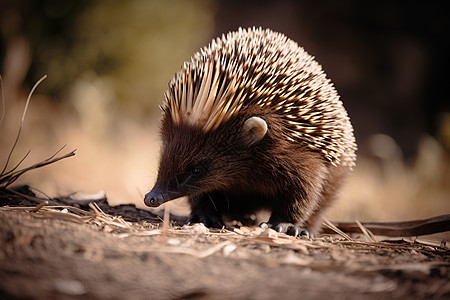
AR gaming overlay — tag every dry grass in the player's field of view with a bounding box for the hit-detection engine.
[1,202,448,262]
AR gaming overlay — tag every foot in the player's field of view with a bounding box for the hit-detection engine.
[188,213,225,229]
[259,222,311,238]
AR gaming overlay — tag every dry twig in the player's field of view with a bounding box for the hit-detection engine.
[325,214,450,237]
[355,219,378,242]
[1,74,47,176]
[0,146,76,187]
[322,217,353,241]
[0,75,5,128]
[0,75,76,207]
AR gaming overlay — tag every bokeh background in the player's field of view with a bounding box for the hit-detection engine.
[1,0,449,221]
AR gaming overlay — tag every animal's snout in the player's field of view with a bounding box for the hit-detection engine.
[144,189,164,207]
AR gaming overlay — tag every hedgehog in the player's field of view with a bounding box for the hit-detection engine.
[144,27,357,237]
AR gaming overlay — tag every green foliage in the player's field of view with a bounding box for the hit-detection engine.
[31,0,216,116]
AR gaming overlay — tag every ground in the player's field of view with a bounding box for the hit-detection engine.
[0,205,449,300]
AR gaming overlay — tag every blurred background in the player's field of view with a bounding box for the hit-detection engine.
[0,0,449,221]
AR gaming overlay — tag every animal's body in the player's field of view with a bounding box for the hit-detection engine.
[144,27,357,236]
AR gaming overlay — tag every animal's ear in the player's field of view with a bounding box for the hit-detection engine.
[241,116,268,146]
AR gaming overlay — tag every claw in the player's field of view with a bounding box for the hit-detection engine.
[286,225,299,237]
[259,222,271,229]
[259,222,311,238]
[299,229,311,238]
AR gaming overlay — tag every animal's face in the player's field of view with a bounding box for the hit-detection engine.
[144,115,268,207]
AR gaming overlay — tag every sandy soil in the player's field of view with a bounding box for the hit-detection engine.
[0,206,449,300]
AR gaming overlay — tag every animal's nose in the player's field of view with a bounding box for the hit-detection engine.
[144,190,164,207]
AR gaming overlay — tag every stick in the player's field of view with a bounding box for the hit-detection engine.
[322,214,450,237]
[3,150,31,177]
[321,217,353,241]
[160,203,171,246]
[0,147,76,187]
[355,219,377,242]
[1,74,47,176]
[0,74,5,128]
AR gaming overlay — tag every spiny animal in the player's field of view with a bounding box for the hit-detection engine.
[144,27,357,237]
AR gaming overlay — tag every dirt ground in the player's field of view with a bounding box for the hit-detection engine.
[0,204,449,300]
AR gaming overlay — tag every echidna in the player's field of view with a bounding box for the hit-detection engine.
[144,27,357,236]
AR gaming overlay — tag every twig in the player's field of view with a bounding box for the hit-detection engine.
[89,202,135,230]
[322,217,353,241]
[33,209,89,224]
[161,203,171,246]
[28,186,52,201]
[89,202,107,218]
[355,219,377,243]
[154,241,233,258]
[0,147,76,187]
[31,201,48,212]
[4,149,31,176]
[0,205,94,216]
[1,74,47,176]
[4,188,53,204]
[0,74,5,128]
[323,214,450,237]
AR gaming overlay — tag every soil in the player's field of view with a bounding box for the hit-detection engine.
[0,205,449,300]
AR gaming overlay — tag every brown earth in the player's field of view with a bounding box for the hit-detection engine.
[0,206,449,300]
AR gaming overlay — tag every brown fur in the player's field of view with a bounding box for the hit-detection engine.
[146,107,352,233]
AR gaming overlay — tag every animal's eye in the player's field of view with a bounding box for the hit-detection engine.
[191,165,205,177]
